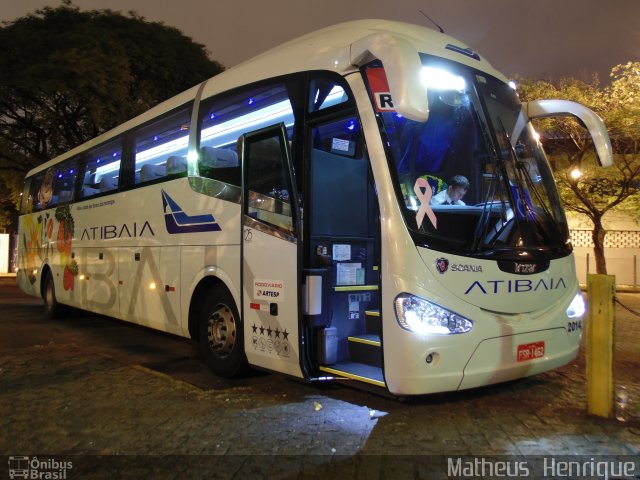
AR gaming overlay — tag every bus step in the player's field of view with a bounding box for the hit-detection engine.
[348,334,382,367]
[319,361,385,387]
[365,309,381,335]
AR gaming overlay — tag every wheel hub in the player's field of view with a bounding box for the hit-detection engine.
[206,304,236,357]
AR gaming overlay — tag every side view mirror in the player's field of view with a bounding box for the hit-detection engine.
[351,32,429,122]
[524,99,613,167]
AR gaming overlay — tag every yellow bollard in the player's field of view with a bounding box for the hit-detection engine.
[586,273,615,418]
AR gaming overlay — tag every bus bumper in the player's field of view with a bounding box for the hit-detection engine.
[457,328,578,391]
[384,326,580,396]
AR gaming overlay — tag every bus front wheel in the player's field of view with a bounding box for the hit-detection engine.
[198,285,248,378]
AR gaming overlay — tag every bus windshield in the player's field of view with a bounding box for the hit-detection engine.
[368,55,570,259]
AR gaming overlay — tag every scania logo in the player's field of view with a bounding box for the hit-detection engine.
[435,257,449,274]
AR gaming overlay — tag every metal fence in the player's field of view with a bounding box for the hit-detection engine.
[571,230,640,288]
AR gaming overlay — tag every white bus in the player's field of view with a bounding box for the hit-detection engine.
[17,19,612,395]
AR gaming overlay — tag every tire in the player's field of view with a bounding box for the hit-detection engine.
[42,270,64,318]
[198,284,248,378]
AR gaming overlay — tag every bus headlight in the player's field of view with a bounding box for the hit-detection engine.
[394,293,473,334]
[566,292,586,318]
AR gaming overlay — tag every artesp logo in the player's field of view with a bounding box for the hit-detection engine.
[435,257,449,274]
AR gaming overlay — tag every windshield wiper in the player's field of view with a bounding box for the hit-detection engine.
[495,119,564,245]
[470,112,509,252]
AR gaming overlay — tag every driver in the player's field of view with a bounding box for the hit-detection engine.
[430,175,469,205]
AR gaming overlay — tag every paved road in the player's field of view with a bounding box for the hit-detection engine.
[0,277,638,479]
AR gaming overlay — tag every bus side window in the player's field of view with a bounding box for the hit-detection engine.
[134,107,190,185]
[51,159,78,205]
[198,83,293,187]
[309,77,351,112]
[81,140,122,198]
[310,117,368,238]
[20,178,33,214]
[243,127,294,236]
[34,169,54,210]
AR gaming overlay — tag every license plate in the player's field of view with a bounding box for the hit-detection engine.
[517,341,545,362]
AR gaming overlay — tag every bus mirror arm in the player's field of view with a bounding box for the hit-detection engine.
[524,99,613,167]
[350,33,429,123]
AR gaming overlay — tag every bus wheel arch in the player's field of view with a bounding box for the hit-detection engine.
[189,277,248,378]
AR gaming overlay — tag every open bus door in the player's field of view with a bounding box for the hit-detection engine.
[240,124,304,378]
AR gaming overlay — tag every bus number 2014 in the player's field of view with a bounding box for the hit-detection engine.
[567,320,582,332]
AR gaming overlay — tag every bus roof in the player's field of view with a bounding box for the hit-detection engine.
[207,18,505,96]
[28,19,506,175]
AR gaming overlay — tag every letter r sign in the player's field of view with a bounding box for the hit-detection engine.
[365,67,397,113]
[375,92,395,111]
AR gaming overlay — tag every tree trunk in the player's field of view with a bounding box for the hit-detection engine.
[592,218,607,274]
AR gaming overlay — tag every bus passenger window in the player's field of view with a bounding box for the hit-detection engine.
[199,84,293,187]
[28,161,76,210]
[81,140,122,198]
[245,134,293,235]
[134,107,190,184]
[309,77,351,112]
[20,178,33,214]
[35,168,55,210]
[51,160,78,205]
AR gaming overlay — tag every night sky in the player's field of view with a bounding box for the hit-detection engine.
[3,0,639,83]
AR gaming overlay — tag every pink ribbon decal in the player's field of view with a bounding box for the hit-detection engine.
[414,177,437,229]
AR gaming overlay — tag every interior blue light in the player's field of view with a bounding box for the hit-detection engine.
[248,98,255,105]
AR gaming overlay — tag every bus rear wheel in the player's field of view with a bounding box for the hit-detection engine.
[43,270,63,318]
[198,285,248,378]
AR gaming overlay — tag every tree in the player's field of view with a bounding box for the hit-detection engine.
[0,2,224,230]
[517,63,640,274]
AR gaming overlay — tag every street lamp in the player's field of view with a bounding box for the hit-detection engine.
[569,167,583,180]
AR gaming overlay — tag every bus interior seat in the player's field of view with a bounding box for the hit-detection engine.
[78,172,95,196]
[199,146,241,185]
[200,146,238,168]
[57,190,73,203]
[166,155,187,175]
[99,175,118,192]
[80,186,100,198]
[140,164,165,183]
